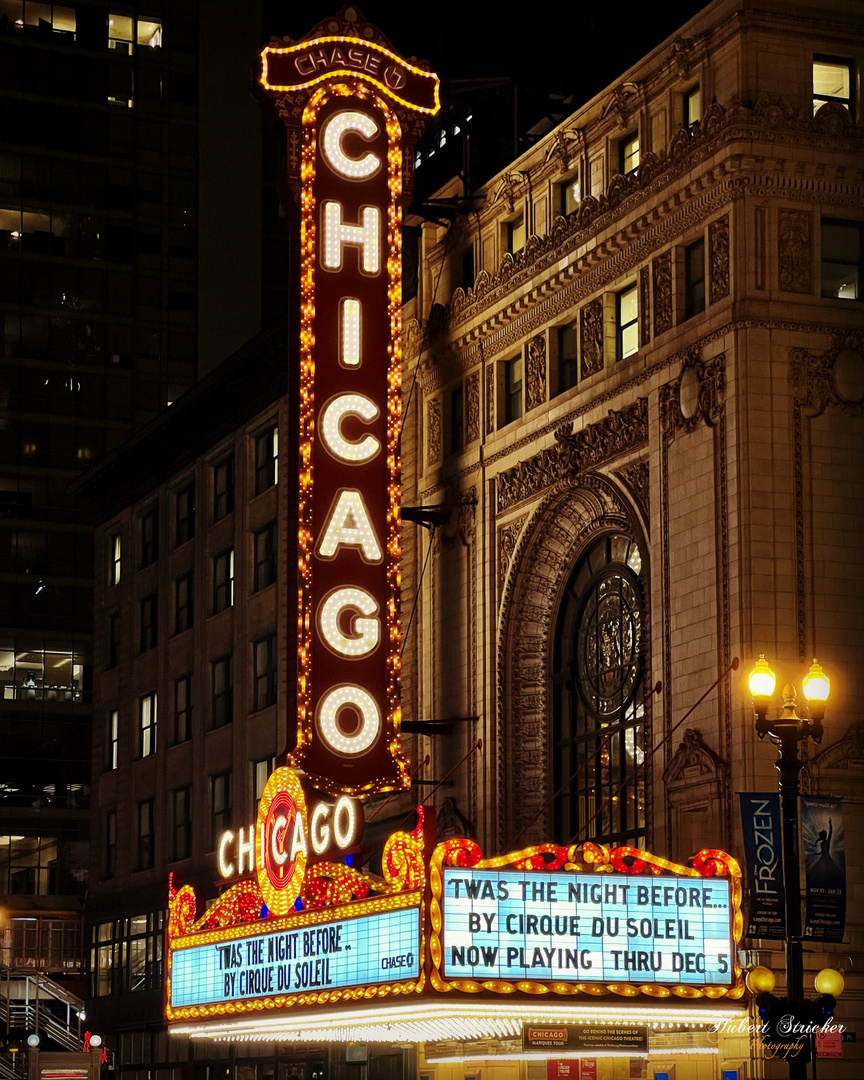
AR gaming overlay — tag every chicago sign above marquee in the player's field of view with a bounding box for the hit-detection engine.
[260,7,440,799]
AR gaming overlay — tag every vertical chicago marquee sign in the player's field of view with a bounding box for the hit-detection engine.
[261,9,440,796]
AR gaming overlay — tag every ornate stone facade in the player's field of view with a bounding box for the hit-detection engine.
[401,0,864,1023]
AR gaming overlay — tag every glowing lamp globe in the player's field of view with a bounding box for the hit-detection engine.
[803,660,830,704]
[748,655,776,699]
[27,1036,39,1048]
[746,966,776,994]
[815,968,844,997]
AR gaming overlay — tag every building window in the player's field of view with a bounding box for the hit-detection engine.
[213,548,234,612]
[253,634,277,713]
[813,56,853,116]
[211,654,233,729]
[105,811,116,878]
[107,612,119,669]
[684,238,706,319]
[551,534,646,849]
[684,85,701,128]
[175,483,195,546]
[557,319,579,394]
[109,534,121,585]
[508,214,525,255]
[0,836,58,895]
[620,131,640,175]
[253,757,275,804]
[500,356,523,428]
[561,173,581,216]
[172,787,191,861]
[255,425,278,494]
[2,2,76,35]
[108,709,119,770]
[90,912,163,998]
[213,457,234,520]
[139,593,157,652]
[449,385,464,454]
[108,14,162,53]
[140,509,158,567]
[210,772,232,849]
[616,285,638,360]
[821,219,862,299]
[174,573,193,634]
[253,523,277,592]
[139,692,156,757]
[137,799,154,870]
[174,674,192,743]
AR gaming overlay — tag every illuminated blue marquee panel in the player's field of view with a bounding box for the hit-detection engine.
[171,906,420,1008]
[441,869,733,986]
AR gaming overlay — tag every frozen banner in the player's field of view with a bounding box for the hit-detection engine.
[738,793,785,939]
[802,796,846,942]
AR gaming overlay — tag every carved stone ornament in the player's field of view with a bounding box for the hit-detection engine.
[496,398,649,515]
[498,517,525,595]
[615,460,650,524]
[426,396,441,467]
[812,721,864,771]
[437,796,474,838]
[639,265,651,347]
[526,333,547,411]
[580,298,604,378]
[441,485,477,548]
[709,215,730,304]
[496,475,642,847]
[663,728,726,785]
[660,351,726,437]
[791,331,864,417]
[778,209,812,294]
[653,252,673,336]
[670,35,697,78]
[465,371,480,443]
[485,364,495,435]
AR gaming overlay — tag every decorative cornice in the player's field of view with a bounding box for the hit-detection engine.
[496,398,648,515]
[402,97,864,376]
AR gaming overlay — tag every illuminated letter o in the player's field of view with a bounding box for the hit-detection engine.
[333,796,359,849]
[317,685,380,756]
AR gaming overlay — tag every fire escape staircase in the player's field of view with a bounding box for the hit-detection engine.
[0,966,84,1077]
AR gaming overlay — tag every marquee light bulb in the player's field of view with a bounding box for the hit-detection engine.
[320,393,381,464]
[319,587,380,657]
[321,110,381,179]
[317,685,381,755]
[322,201,380,274]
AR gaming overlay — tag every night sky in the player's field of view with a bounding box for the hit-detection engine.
[262,2,713,191]
[264,2,713,108]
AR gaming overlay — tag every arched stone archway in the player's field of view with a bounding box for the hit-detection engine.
[495,471,648,851]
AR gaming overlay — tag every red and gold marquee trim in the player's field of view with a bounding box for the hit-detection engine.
[429,839,744,1001]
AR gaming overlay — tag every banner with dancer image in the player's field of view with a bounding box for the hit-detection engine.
[802,796,846,942]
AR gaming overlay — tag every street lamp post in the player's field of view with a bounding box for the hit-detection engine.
[748,656,831,1080]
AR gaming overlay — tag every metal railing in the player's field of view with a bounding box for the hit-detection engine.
[0,966,84,1052]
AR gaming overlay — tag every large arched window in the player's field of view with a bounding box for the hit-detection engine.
[551,533,647,848]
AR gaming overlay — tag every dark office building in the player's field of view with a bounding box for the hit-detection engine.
[0,0,272,1042]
